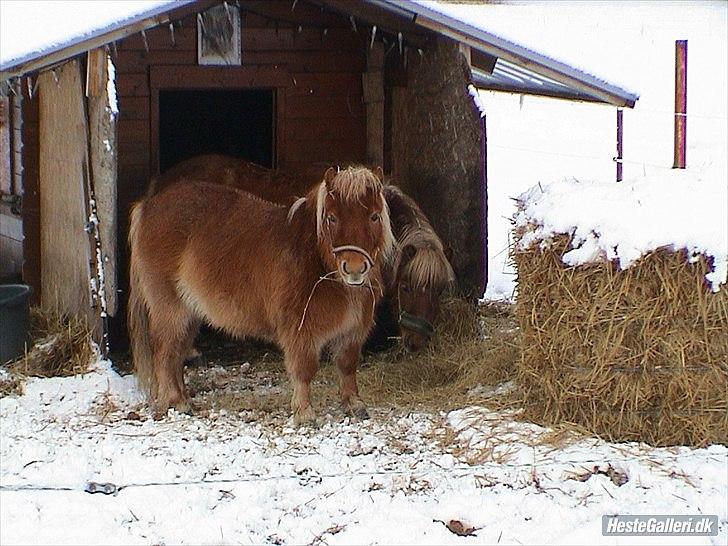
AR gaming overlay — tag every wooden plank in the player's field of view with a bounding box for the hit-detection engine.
[117,119,149,142]
[119,24,196,51]
[20,80,40,304]
[149,65,291,89]
[242,28,362,51]
[0,96,10,194]
[390,86,408,183]
[88,50,118,316]
[115,73,149,97]
[362,71,384,104]
[287,94,365,118]
[287,71,362,97]
[114,49,198,73]
[118,96,149,120]
[38,61,94,319]
[242,50,366,72]
[86,48,107,97]
[285,116,363,141]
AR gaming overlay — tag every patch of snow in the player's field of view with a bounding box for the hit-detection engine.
[1,362,726,544]
[106,55,118,117]
[468,84,486,118]
[515,173,727,291]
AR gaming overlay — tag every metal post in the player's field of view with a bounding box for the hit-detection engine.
[673,40,687,169]
[616,108,623,182]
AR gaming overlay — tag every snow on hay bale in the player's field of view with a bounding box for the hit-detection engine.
[512,176,728,446]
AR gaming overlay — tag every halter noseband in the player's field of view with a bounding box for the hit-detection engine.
[398,310,435,339]
[331,245,375,271]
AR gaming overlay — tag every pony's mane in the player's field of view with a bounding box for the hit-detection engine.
[396,226,455,289]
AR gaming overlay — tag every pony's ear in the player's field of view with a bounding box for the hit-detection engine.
[374,166,385,182]
[443,245,454,264]
[401,244,417,266]
[323,167,336,188]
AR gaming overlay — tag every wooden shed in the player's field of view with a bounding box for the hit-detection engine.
[0,0,638,348]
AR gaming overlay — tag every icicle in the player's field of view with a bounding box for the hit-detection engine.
[52,69,59,85]
[417,48,423,58]
[398,32,403,56]
[197,13,206,35]
[370,25,377,49]
[26,76,33,99]
[297,25,303,34]
[140,30,149,53]
[349,16,357,33]
[322,28,329,40]
[291,0,298,11]
[169,23,175,46]
[224,1,231,21]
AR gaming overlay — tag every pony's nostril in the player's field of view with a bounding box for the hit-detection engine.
[361,260,371,275]
[342,261,349,274]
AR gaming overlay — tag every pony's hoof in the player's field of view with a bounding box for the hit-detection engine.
[343,398,370,420]
[152,398,192,419]
[185,348,205,366]
[293,406,316,427]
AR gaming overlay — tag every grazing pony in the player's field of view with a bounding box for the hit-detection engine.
[128,167,394,423]
[153,155,455,351]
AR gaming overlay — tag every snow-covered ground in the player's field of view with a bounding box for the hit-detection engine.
[473,1,728,300]
[1,361,726,545]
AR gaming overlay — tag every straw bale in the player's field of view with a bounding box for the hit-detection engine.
[514,233,728,446]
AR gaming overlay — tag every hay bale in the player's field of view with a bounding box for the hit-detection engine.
[514,234,728,446]
[7,307,95,378]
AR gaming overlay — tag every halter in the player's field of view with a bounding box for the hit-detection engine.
[331,245,374,272]
[398,310,435,339]
[396,282,435,339]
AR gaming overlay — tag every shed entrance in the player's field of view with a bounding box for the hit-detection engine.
[158,88,275,173]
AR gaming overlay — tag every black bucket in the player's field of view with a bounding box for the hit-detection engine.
[0,284,32,365]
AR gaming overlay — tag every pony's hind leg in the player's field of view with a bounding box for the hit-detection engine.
[148,303,195,417]
[283,344,319,426]
[332,337,369,420]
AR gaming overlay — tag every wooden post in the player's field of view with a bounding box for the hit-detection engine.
[673,39,687,169]
[38,61,95,323]
[616,108,623,182]
[87,48,118,318]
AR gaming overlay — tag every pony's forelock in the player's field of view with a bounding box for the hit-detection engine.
[312,168,395,259]
[396,228,455,289]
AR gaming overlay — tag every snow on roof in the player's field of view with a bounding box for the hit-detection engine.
[0,0,182,71]
[404,0,639,105]
[515,173,728,292]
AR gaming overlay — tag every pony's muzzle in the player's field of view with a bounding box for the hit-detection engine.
[333,245,374,286]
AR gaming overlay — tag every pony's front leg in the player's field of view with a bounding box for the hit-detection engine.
[333,338,369,420]
[284,346,319,426]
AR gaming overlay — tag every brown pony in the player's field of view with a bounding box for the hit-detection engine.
[153,155,455,351]
[128,166,394,424]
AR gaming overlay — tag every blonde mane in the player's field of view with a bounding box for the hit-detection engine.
[395,226,455,289]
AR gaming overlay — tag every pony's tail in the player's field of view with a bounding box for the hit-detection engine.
[127,201,156,399]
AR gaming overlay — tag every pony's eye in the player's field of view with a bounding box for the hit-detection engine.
[370,212,381,222]
[327,214,338,224]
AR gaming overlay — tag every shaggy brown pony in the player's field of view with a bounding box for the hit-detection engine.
[153,155,455,351]
[129,167,394,424]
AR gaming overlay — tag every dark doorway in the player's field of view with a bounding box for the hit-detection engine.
[158,89,274,172]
